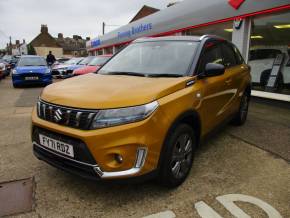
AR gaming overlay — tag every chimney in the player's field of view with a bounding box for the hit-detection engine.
[167,2,180,7]
[16,40,20,45]
[58,33,63,39]
[41,24,48,33]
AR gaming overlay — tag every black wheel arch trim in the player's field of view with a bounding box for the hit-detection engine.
[157,109,201,170]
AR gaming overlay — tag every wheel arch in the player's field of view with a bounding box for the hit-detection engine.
[157,110,201,169]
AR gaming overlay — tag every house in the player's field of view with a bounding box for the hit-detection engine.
[29,25,89,57]
[129,5,160,23]
[6,39,28,56]
[55,33,88,57]
[30,25,63,57]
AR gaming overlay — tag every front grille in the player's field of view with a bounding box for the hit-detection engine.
[21,73,42,80]
[64,70,73,75]
[32,126,97,165]
[37,100,98,130]
[33,144,100,180]
[51,70,60,75]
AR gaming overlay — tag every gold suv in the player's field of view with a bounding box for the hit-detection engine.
[32,35,251,187]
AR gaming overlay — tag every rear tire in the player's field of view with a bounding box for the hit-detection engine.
[158,124,196,188]
[231,92,250,126]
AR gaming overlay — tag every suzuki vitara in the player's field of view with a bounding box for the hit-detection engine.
[32,35,251,187]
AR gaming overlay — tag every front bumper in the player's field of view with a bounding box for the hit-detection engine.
[33,141,148,180]
[52,69,73,79]
[12,73,52,85]
[31,105,169,180]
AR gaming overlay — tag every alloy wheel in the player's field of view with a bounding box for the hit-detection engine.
[171,133,193,179]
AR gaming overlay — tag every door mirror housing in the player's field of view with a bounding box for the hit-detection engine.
[204,63,225,77]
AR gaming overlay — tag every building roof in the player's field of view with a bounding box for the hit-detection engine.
[30,31,61,48]
[130,5,159,23]
[87,0,290,51]
[56,37,86,52]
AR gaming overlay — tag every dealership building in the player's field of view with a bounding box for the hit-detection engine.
[87,0,290,101]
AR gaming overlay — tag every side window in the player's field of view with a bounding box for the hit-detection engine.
[198,42,223,74]
[221,43,237,68]
[232,44,245,64]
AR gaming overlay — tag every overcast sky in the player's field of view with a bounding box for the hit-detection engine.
[0,0,173,49]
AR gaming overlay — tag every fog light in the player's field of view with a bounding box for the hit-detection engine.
[115,154,123,164]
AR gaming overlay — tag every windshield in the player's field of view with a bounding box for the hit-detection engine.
[18,56,47,66]
[79,56,95,65]
[99,41,198,76]
[64,58,83,65]
[3,55,12,62]
[88,56,110,66]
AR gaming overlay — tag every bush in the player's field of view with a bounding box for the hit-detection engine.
[27,44,36,55]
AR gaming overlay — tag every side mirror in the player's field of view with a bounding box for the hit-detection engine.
[204,63,225,77]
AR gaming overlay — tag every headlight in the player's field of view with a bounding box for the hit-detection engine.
[12,69,18,75]
[91,101,159,129]
[45,68,51,74]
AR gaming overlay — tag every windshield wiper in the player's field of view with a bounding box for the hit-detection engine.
[147,73,183,78]
[106,71,146,77]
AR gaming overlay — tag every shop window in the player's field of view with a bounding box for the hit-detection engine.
[97,50,103,55]
[249,11,290,95]
[182,21,233,41]
[104,47,113,54]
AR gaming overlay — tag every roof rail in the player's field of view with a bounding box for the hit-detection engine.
[199,35,225,40]
[134,37,153,42]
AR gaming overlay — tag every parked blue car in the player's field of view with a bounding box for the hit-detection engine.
[12,55,52,88]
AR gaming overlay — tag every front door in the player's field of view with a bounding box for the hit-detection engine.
[195,41,232,134]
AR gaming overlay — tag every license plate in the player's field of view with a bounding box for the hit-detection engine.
[39,134,74,158]
[25,76,38,80]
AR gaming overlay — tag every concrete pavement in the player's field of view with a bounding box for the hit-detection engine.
[0,78,289,218]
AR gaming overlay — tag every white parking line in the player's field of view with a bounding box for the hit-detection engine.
[195,194,282,218]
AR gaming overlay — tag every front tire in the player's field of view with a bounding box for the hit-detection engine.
[158,124,196,188]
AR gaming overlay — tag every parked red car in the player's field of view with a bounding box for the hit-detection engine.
[72,54,112,76]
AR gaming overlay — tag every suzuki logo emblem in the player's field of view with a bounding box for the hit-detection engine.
[54,109,63,122]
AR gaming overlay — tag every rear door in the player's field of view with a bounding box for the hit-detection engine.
[221,42,249,114]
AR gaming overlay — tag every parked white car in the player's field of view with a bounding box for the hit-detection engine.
[248,46,290,87]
